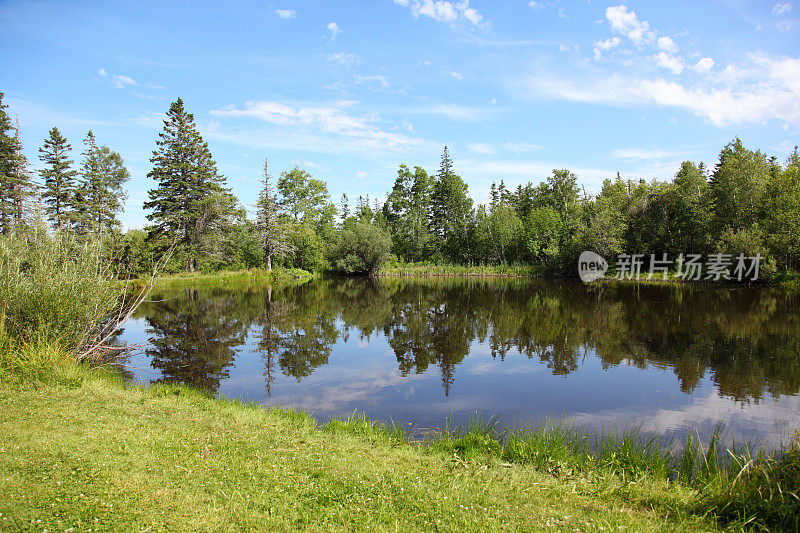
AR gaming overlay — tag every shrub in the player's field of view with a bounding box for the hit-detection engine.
[333,221,392,275]
[0,223,119,352]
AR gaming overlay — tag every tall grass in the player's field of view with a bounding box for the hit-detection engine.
[415,415,800,530]
[0,223,119,352]
[380,262,541,278]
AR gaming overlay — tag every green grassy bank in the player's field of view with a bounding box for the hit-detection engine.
[1,349,798,532]
[123,267,315,290]
[379,262,541,278]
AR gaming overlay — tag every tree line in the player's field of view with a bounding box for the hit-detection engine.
[2,93,799,278]
[130,278,800,400]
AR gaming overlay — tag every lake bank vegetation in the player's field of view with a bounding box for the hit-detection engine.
[2,344,799,531]
[2,92,800,282]
[1,232,799,530]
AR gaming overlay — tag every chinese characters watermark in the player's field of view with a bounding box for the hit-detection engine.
[578,252,761,283]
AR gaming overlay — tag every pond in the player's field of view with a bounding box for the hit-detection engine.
[121,277,800,448]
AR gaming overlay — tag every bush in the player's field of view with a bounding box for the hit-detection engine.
[0,223,119,351]
[333,221,392,275]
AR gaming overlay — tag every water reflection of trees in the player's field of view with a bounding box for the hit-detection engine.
[142,289,246,390]
[136,278,800,401]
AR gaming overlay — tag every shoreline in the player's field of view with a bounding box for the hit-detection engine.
[1,353,798,531]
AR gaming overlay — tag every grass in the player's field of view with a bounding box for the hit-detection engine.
[124,267,315,290]
[0,224,119,350]
[380,262,541,278]
[1,349,798,531]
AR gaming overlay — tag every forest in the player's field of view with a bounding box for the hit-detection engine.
[2,93,799,280]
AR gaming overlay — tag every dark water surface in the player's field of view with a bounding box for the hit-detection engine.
[121,278,800,447]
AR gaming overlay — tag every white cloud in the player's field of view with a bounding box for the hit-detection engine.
[504,142,542,153]
[593,36,620,59]
[656,36,678,53]
[605,5,654,45]
[393,0,485,26]
[210,100,423,151]
[428,103,487,121]
[467,142,495,155]
[512,51,800,126]
[111,74,136,89]
[638,77,799,126]
[467,142,542,155]
[653,51,684,74]
[442,69,463,80]
[754,53,800,94]
[328,52,359,66]
[693,57,714,73]
[773,2,792,15]
[275,9,296,19]
[354,74,389,87]
[97,68,107,77]
[327,22,340,38]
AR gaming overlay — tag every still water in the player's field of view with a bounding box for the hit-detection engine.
[121,278,800,447]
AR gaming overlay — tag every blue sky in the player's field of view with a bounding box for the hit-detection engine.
[1,0,799,228]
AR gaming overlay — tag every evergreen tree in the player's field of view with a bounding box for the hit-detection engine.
[256,158,293,271]
[431,147,473,263]
[74,130,130,235]
[38,127,77,231]
[10,118,34,225]
[710,138,769,236]
[0,95,33,232]
[340,193,350,221]
[144,98,236,271]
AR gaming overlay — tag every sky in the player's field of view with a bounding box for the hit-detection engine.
[1,0,799,229]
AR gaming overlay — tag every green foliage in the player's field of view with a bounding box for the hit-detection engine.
[0,222,119,350]
[710,137,770,236]
[762,150,800,271]
[38,127,78,231]
[144,98,238,272]
[287,222,327,272]
[333,220,392,274]
[73,130,130,236]
[277,166,336,229]
[0,93,34,234]
[431,147,473,263]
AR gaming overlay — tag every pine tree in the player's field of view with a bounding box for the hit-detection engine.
[340,193,350,220]
[0,94,17,233]
[0,94,35,233]
[256,158,293,271]
[11,117,35,224]
[431,146,472,262]
[75,130,130,235]
[38,127,77,231]
[144,98,236,271]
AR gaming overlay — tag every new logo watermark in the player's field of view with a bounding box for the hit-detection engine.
[577,252,761,283]
[578,251,608,282]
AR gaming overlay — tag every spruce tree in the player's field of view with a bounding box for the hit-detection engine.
[0,93,17,233]
[11,117,35,224]
[431,146,472,262]
[340,193,350,220]
[75,130,130,235]
[256,158,292,271]
[38,127,77,231]
[144,98,236,271]
[0,94,34,233]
